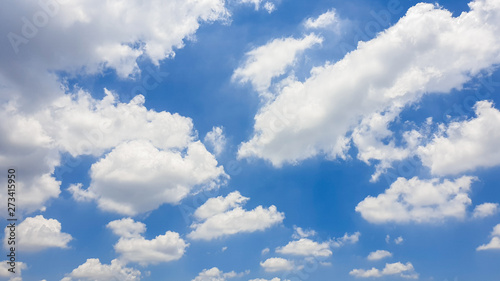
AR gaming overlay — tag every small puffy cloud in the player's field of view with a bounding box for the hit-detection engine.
[350,262,417,279]
[418,101,500,175]
[292,226,316,239]
[233,34,323,93]
[0,261,26,278]
[304,10,338,29]
[192,267,246,281]
[367,250,392,261]
[188,192,284,240]
[331,232,361,247]
[106,218,146,239]
[477,224,500,251]
[262,248,270,255]
[260,257,297,272]
[204,126,227,156]
[193,191,249,220]
[276,238,332,257]
[394,236,404,245]
[61,258,141,281]
[473,203,499,218]
[356,176,475,224]
[4,215,72,252]
[107,218,188,266]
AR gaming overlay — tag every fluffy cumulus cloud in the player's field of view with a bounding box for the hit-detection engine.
[477,224,500,251]
[107,218,188,265]
[304,10,339,29]
[232,34,323,94]
[473,203,499,218]
[61,259,141,281]
[367,250,392,261]
[0,0,228,110]
[260,257,297,272]
[350,262,418,279]
[188,191,284,240]
[418,101,500,175]
[276,238,332,257]
[0,261,26,278]
[292,226,317,239]
[1,88,227,216]
[3,215,72,252]
[49,90,226,216]
[204,126,227,156]
[356,176,475,224]
[192,267,246,281]
[238,0,500,168]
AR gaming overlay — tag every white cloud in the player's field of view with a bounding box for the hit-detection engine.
[232,34,323,94]
[331,232,361,247]
[367,250,392,261]
[262,248,270,255]
[0,261,26,278]
[192,267,245,281]
[0,0,228,110]
[477,224,500,251]
[292,226,316,239]
[85,139,226,215]
[61,258,141,281]
[204,126,227,156]
[394,236,404,245]
[238,0,500,168]
[2,89,227,216]
[304,10,338,29]
[418,101,500,175]
[260,257,297,272]
[473,203,499,218]
[276,238,332,257]
[107,218,188,266]
[193,191,249,220]
[3,215,72,252]
[188,192,284,240]
[249,278,286,281]
[356,176,475,223]
[238,0,275,12]
[350,262,417,279]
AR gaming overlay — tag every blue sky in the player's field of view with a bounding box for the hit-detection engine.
[1,0,500,280]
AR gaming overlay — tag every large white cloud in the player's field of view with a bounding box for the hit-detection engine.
[238,0,500,168]
[350,262,417,279]
[1,89,226,216]
[188,191,284,240]
[0,0,228,109]
[4,215,72,252]
[418,101,500,175]
[477,224,500,251]
[276,238,332,257]
[61,258,141,281]
[107,218,188,265]
[356,176,475,224]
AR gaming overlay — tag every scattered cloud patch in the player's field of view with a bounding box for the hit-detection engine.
[350,262,418,279]
[477,224,500,251]
[61,259,141,281]
[188,192,284,240]
[367,250,392,261]
[356,176,475,223]
[304,10,339,29]
[473,203,499,218]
